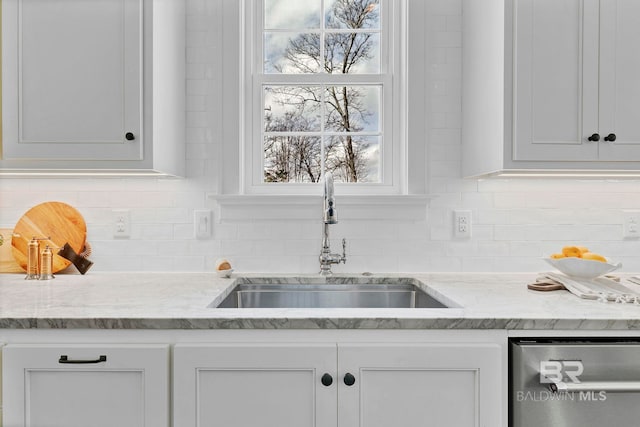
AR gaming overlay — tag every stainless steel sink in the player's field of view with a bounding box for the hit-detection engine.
[210,279,453,309]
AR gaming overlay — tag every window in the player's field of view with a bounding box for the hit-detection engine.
[243,0,405,194]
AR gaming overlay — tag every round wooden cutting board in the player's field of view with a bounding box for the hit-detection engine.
[11,202,87,273]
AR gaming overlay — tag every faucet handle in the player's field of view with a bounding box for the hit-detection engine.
[341,238,347,263]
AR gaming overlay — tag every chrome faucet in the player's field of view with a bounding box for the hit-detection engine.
[319,173,346,275]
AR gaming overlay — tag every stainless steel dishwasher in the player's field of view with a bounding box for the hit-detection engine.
[510,338,640,427]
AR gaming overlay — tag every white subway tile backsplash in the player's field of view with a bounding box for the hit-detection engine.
[221,239,255,257]
[186,79,209,95]
[429,112,448,129]
[187,95,207,112]
[430,225,453,241]
[426,15,447,32]
[461,256,496,272]
[281,240,318,257]
[477,241,511,256]
[429,47,449,65]
[136,224,175,240]
[493,193,533,209]
[432,31,462,48]
[97,256,145,272]
[476,209,510,225]
[347,239,388,256]
[186,14,209,31]
[427,0,462,16]
[446,15,462,32]
[426,256,464,272]
[445,241,479,257]
[493,225,531,242]
[172,223,195,240]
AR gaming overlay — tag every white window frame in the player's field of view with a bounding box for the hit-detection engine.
[241,0,407,195]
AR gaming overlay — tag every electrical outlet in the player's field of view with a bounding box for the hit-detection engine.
[194,210,212,239]
[112,209,131,238]
[623,211,640,239]
[453,210,472,239]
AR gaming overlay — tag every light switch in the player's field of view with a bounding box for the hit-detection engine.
[623,211,640,239]
[194,210,212,239]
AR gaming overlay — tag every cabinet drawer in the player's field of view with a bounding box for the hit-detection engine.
[2,344,169,427]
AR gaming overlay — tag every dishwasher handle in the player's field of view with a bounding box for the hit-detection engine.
[549,380,640,393]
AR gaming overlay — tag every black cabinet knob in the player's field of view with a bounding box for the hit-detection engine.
[604,133,617,142]
[587,133,600,142]
[125,132,135,141]
[321,373,333,387]
[343,373,356,386]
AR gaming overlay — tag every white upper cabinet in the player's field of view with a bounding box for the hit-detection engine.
[3,0,142,161]
[463,0,640,177]
[598,0,640,161]
[512,0,599,162]
[1,0,185,175]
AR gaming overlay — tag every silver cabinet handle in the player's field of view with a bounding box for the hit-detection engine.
[549,380,640,393]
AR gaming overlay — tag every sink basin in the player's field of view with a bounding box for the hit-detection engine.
[210,278,453,309]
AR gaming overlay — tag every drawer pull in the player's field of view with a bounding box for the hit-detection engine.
[59,355,107,364]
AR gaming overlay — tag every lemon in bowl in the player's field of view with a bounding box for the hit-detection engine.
[544,249,621,279]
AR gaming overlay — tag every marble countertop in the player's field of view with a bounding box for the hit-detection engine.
[1,272,640,330]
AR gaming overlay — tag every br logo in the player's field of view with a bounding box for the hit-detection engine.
[540,360,584,384]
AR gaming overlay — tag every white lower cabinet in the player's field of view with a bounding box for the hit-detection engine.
[2,344,169,427]
[173,343,337,427]
[0,343,4,427]
[174,341,502,427]
[338,343,502,427]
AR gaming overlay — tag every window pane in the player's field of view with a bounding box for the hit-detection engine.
[325,0,380,29]
[256,0,389,189]
[325,136,381,183]
[265,0,321,29]
[264,32,321,74]
[264,86,322,132]
[264,135,322,183]
[325,32,380,74]
[324,86,381,132]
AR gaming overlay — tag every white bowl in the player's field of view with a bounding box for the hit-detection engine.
[216,268,233,278]
[543,257,621,279]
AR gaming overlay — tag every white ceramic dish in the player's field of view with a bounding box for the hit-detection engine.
[543,257,621,279]
[216,268,234,278]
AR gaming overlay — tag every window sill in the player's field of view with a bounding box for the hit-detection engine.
[207,194,432,222]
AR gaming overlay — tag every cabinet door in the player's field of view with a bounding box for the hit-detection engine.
[2,0,142,160]
[512,0,599,161]
[598,0,640,161]
[173,344,337,427]
[2,344,169,427]
[338,343,502,427]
